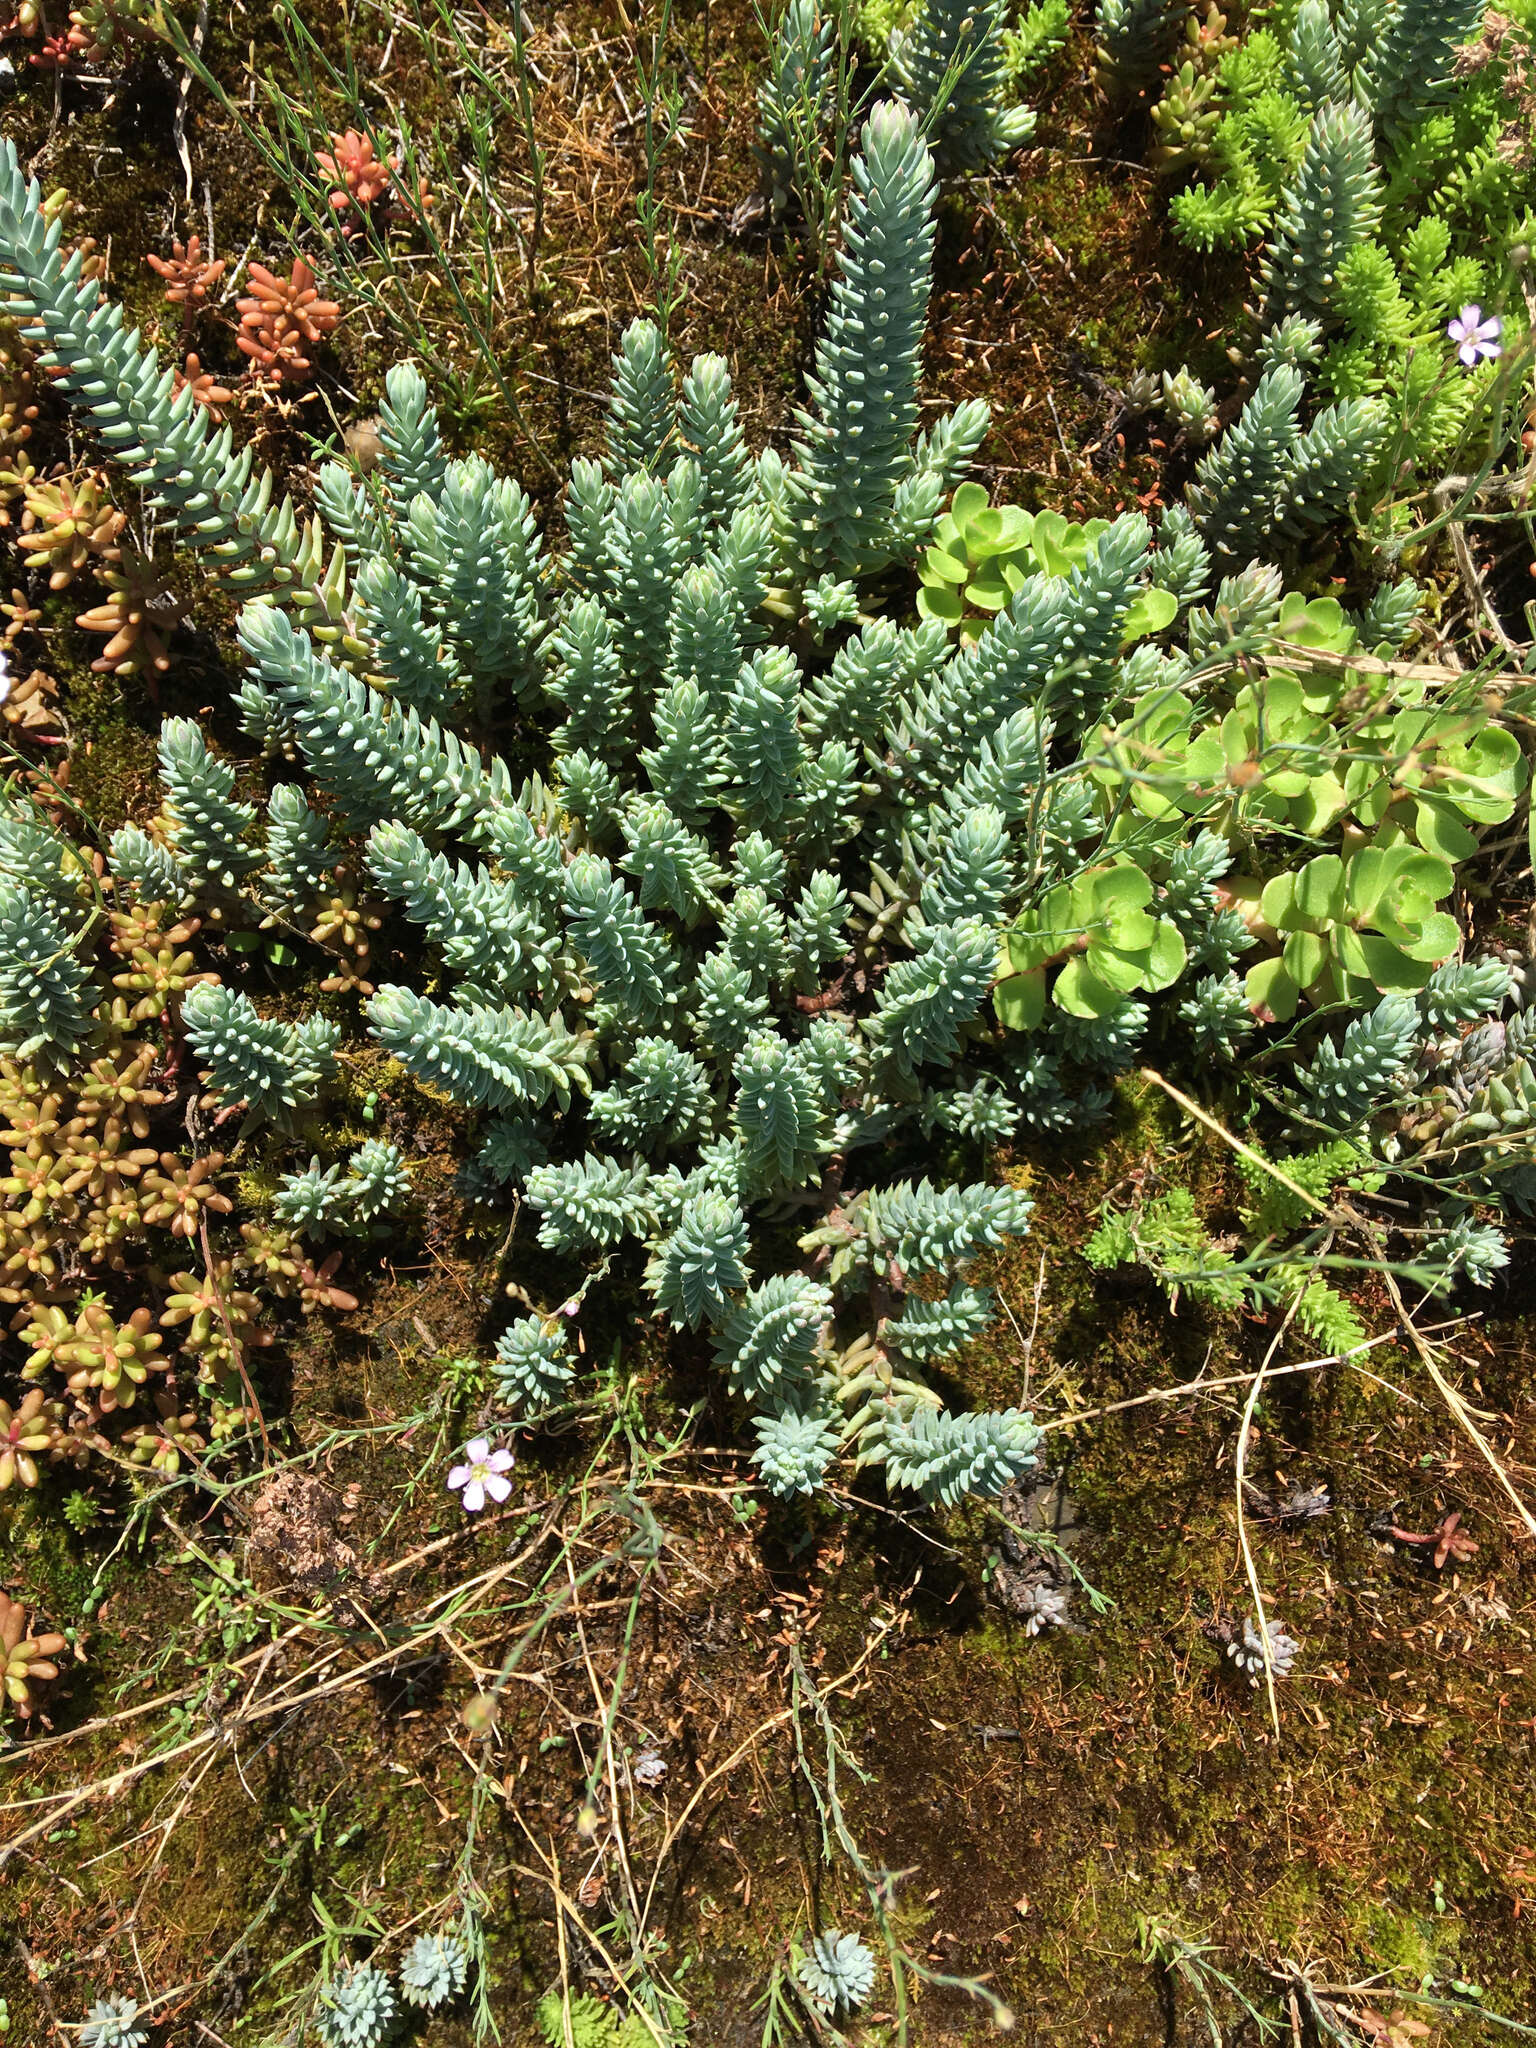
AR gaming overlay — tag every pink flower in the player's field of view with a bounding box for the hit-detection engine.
[447,1436,515,1513]
[1447,304,1502,367]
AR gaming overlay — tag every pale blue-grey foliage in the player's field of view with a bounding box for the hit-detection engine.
[0,139,322,597]
[0,108,1159,1513]
[399,1932,469,2011]
[314,1963,399,2048]
[1188,365,1387,564]
[1426,1214,1510,1292]
[878,1403,1040,1506]
[79,1998,148,2048]
[784,102,946,576]
[796,1929,878,2011]
[755,0,836,219]
[893,0,1035,172]
[493,1315,577,1409]
[713,1273,832,1401]
[1094,0,1182,91]
[472,1112,544,1188]
[526,1154,655,1251]
[273,1158,346,1232]
[590,1037,713,1150]
[884,1283,995,1361]
[1180,974,1257,1061]
[867,1178,1035,1279]
[367,986,592,1113]
[1260,100,1382,327]
[605,318,677,478]
[0,797,87,918]
[348,1140,411,1223]
[645,1193,752,1327]
[1298,995,1421,1125]
[263,784,332,913]
[158,717,260,887]
[1363,0,1488,141]
[753,1400,842,1497]
[0,883,94,1061]
[1419,960,1510,1030]
[110,823,188,906]
[183,985,339,1129]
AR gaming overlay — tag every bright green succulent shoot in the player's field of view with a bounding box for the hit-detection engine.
[1089,595,1358,833]
[1272,592,1357,657]
[1090,685,1236,844]
[1027,508,1109,577]
[1253,599,1524,856]
[1244,843,1459,1019]
[918,487,1177,641]
[995,860,1187,1023]
[917,483,1038,632]
[1341,702,1526,862]
[1191,596,1360,831]
[1216,670,1347,832]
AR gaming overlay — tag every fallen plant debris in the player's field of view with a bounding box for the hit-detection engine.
[1376,1506,1482,1567]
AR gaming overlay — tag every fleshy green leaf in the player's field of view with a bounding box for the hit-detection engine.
[994,968,1047,1030]
[1245,955,1300,1021]
[1120,585,1180,644]
[1054,954,1129,1017]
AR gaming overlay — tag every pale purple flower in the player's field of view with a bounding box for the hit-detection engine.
[0,646,10,707]
[447,1435,515,1513]
[1448,304,1502,367]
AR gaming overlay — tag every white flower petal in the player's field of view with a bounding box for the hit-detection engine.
[462,1479,487,1512]
[485,1471,513,1503]
[464,1436,491,1463]
[447,1465,470,1490]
